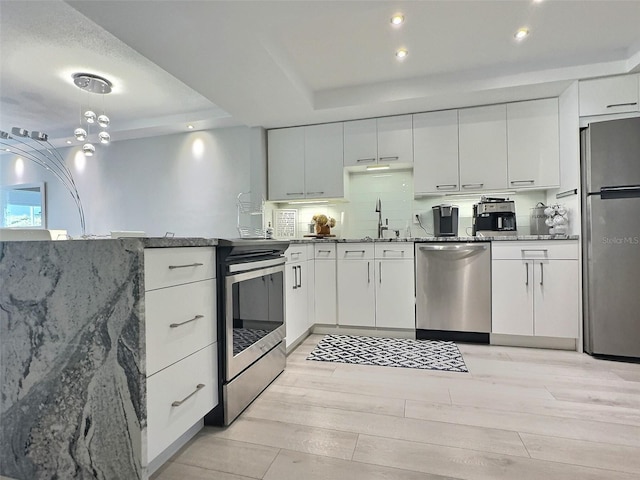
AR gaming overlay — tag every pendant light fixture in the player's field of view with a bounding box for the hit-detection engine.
[72,72,112,155]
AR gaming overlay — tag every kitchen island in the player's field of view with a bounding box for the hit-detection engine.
[0,237,217,480]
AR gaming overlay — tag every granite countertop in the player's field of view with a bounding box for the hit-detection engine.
[290,235,578,243]
[0,236,219,248]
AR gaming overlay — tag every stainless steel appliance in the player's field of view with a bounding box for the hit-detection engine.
[432,204,459,237]
[205,238,289,426]
[581,116,640,360]
[472,197,517,237]
[415,242,491,343]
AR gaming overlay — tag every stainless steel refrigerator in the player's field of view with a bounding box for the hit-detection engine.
[581,116,640,359]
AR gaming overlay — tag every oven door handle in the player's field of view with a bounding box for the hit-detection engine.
[228,257,285,273]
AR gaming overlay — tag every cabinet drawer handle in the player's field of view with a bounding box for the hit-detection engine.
[168,262,203,270]
[292,266,298,290]
[383,249,403,254]
[307,191,324,195]
[286,192,304,196]
[170,314,204,328]
[345,250,366,254]
[510,180,535,185]
[172,384,205,407]
[291,251,301,256]
[462,183,484,189]
[436,184,457,190]
[379,156,399,162]
[317,249,332,253]
[356,158,376,163]
[606,102,637,108]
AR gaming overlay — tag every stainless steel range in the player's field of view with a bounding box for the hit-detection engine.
[205,238,289,426]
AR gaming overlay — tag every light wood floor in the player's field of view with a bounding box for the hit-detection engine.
[152,334,640,480]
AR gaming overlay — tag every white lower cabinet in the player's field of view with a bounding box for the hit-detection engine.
[147,343,218,461]
[144,247,218,466]
[314,245,337,325]
[336,243,415,329]
[492,241,579,338]
[285,245,312,347]
[374,244,415,329]
[337,244,376,327]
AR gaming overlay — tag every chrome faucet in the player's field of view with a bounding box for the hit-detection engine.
[376,198,388,238]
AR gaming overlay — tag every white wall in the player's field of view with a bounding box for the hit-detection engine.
[1,126,263,238]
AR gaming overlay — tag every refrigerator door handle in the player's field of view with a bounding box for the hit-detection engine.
[600,185,640,199]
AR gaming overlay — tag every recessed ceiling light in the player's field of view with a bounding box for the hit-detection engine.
[395,48,408,59]
[4,148,10,152]
[514,27,530,40]
[66,140,72,144]
[187,124,194,129]
[390,14,404,26]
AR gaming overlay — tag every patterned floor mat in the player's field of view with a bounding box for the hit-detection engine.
[306,334,468,373]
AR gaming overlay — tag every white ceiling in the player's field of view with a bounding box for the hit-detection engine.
[2,0,640,147]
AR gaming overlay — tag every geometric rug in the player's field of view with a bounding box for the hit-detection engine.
[306,334,468,373]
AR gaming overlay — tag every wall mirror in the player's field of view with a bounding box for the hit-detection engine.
[0,182,47,228]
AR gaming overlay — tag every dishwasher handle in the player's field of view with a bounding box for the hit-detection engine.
[418,243,488,252]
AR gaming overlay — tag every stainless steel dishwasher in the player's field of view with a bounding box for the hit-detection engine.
[415,242,491,343]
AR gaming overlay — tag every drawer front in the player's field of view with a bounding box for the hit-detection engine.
[314,243,336,259]
[286,244,308,263]
[491,241,578,260]
[146,279,217,376]
[338,243,374,260]
[375,243,414,259]
[144,247,216,291]
[147,343,218,462]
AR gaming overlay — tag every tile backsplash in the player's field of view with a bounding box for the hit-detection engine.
[267,169,549,239]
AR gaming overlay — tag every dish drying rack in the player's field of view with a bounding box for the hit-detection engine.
[236,192,266,238]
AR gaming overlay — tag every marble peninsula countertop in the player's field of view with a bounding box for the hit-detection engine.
[290,235,578,243]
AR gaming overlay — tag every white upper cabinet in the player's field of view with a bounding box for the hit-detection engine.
[344,115,413,167]
[305,123,344,199]
[267,127,305,201]
[458,104,508,191]
[343,118,377,166]
[579,74,640,117]
[507,98,560,189]
[267,123,344,201]
[376,115,413,165]
[413,110,460,195]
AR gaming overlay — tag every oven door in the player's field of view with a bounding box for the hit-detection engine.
[225,261,285,381]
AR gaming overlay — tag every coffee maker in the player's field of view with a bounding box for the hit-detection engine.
[472,197,517,236]
[432,204,459,237]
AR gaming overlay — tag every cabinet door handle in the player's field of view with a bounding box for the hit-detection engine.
[379,261,382,283]
[462,183,484,189]
[172,384,205,407]
[510,180,535,185]
[170,314,204,328]
[292,266,298,290]
[379,156,399,162]
[168,262,203,270]
[286,192,304,196]
[307,191,324,195]
[540,262,544,286]
[367,261,370,283]
[606,102,638,108]
[297,265,302,288]
[525,262,529,286]
[436,184,457,190]
[356,158,376,163]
